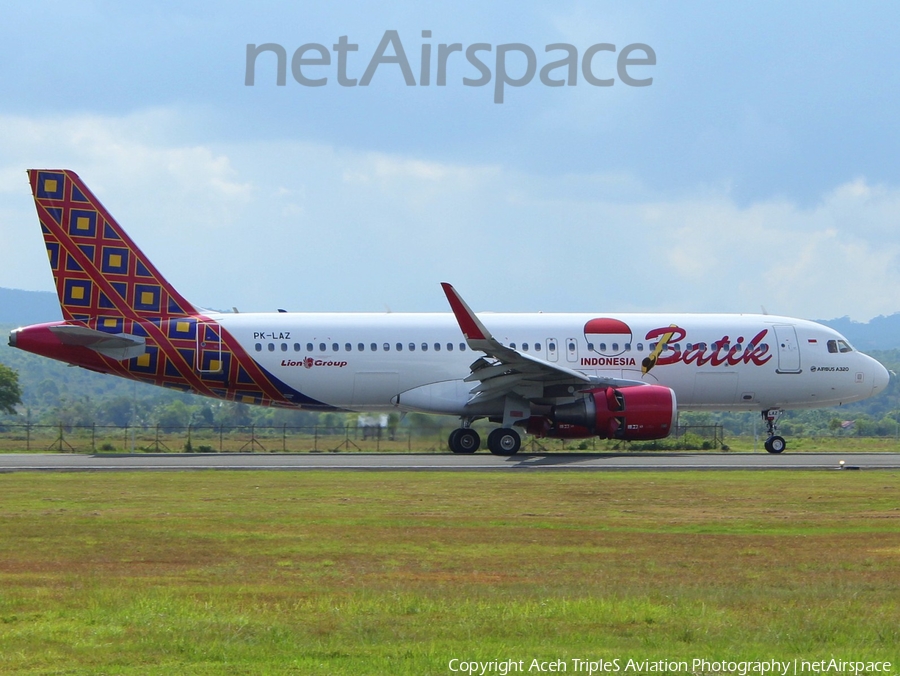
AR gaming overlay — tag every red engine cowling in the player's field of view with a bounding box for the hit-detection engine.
[551,385,676,441]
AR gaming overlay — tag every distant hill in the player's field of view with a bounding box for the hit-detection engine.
[1,286,899,349]
[817,314,900,352]
[0,287,61,326]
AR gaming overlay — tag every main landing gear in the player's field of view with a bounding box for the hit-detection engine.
[762,408,786,454]
[487,428,521,456]
[448,427,480,454]
[448,424,522,456]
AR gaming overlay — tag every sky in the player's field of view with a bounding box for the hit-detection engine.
[1,1,899,320]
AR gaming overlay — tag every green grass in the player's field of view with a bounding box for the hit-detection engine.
[0,471,898,674]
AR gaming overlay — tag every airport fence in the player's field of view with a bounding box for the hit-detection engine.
[0,422,725,453]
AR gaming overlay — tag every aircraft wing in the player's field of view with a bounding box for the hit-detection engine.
[441,283,644,406]
[49,325,147,361]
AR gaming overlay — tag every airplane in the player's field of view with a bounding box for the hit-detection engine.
[8,169,891,455]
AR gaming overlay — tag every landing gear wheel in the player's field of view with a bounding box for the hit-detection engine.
[487,428,521,456]
[448,429,461,453]
[448,428,480,454]
[762,409,787,454]
[764,435,786,454]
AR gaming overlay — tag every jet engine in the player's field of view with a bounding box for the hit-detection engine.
[547,385,677,441]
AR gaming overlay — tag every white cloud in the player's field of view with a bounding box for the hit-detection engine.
[1,109,899,321]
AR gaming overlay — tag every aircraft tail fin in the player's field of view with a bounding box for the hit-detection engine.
[27,169,198,324]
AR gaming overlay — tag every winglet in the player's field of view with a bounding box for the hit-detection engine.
[441,283,491,342]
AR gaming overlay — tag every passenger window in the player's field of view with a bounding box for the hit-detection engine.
[396,343,403,351]
[522,343,529,351]
[421,343,428,352]
[587,343,594,350]
[600,343,606,351]
[548,342,556,351]
[409,343,416,351]
[332,343,339,352]
[625,343,631,351]
[294,343,301,351]
[510,343,516,349]
[371,343,378,351]
[383,343,390,351]
[568,342,576,352]
[434,343,441,351]
[319,343,326,352]
[281,343,287,352]
[460,344,466,351]
[535,343,542,351]
[611,342,618,351]
[358,343,365,351]
[447,343,453,351]
[637,343,644,351]
[307,343,313,352]
[255,343,262,352]
[345,343,352,351]
[268,343,275,352]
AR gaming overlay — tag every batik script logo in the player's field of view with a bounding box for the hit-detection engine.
[645,327,772,369]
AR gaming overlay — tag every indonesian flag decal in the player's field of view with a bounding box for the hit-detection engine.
[584,318,633,357]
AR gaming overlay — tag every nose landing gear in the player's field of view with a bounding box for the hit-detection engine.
[762,409,786,454]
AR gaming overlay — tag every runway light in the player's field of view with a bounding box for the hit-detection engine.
[839,460,845,469]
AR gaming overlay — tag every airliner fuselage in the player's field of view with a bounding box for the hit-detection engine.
[212,311,886,414]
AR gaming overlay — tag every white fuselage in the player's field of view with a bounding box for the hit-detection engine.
[212,311,889,415]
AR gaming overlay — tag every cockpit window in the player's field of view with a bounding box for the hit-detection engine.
[827,339,854,354]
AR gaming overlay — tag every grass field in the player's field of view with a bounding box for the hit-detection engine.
[0,471,898,675]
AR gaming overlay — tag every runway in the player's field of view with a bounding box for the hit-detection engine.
[1,452,899,472]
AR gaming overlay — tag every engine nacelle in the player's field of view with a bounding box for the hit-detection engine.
[551,385,677,441]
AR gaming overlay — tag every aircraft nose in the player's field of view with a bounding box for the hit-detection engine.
[870,358,890,396]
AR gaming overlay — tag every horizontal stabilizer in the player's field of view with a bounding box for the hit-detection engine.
[49,325,146,361]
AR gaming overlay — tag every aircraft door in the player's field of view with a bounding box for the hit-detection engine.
[547,338,559,362]
[197,321,223,373]
[773,324,801,374]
